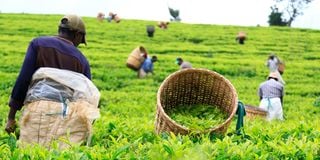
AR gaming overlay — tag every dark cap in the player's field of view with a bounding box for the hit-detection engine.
[59,14,86,44]
[151,55,158,62]
[175,57,183,64]
[176,57,182,61]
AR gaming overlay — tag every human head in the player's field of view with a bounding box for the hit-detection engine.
[151,56,158,62]
[97,12,105,21]
[58,14,86,46]
[176,57,183,65]
[236,32,246,44]
[268,53,276,60]
[268,72,278,81]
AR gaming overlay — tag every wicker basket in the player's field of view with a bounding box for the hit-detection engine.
[126,46,147,71]
[155,68,238,136]
[244,104,267,119]
[114,15,121,23]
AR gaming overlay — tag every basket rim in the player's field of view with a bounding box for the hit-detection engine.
[245,105,267,114]
[156,68,238,133]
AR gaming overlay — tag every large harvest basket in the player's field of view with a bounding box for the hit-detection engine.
[126,46,147,71]
[155,68,238,136]
[244,105,267,119]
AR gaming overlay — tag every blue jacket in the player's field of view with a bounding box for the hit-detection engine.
[141,58,153,73]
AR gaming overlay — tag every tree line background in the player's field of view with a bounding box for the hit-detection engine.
[268,0,314,27]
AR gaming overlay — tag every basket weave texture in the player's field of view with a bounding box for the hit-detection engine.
[244,105,267,119]
[126,46,147,71]
[155,68,238,135]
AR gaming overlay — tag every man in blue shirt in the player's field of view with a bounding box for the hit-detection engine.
[5,14,91,134]
[138,56,157,78]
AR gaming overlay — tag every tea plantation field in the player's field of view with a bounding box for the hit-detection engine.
[0,13,319,159]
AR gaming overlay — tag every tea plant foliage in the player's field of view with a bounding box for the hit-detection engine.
[0,13,319,159]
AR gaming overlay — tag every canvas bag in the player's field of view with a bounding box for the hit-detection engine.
[19,67,100,148]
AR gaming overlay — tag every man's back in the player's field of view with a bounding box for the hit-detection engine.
[141,58,153,73]
[34,36,90,78]
[180,61,192,69]
[259,79,283,98]
[6,14,92,136]
[10,36,91,110]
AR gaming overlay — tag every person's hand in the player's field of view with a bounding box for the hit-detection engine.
[5,119,16,134]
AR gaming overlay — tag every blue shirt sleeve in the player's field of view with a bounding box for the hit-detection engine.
[142,58,154,73]
[9,39,39,110]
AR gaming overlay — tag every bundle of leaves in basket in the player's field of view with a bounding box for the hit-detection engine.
[167,104,229,132]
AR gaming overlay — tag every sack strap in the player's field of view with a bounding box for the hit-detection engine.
[236,101,246,135]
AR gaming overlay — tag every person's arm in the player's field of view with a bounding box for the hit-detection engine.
[258,86,263,101]
[5,108,17,133]
[6,39,38,133]
[84,61,91,80]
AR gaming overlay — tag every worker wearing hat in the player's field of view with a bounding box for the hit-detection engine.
[176,57,192,70]
[5,14,91,134]
[138,55,158,78]
[258,72,284,121]
[59,14,87,46]
[266,53,285,85]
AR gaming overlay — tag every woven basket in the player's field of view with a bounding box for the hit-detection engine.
[126,46,147,71]
[114,15,121,23]
[244,104,267,119]
[155,68,238,136]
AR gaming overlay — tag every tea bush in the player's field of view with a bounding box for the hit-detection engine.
[0,13,319,159]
